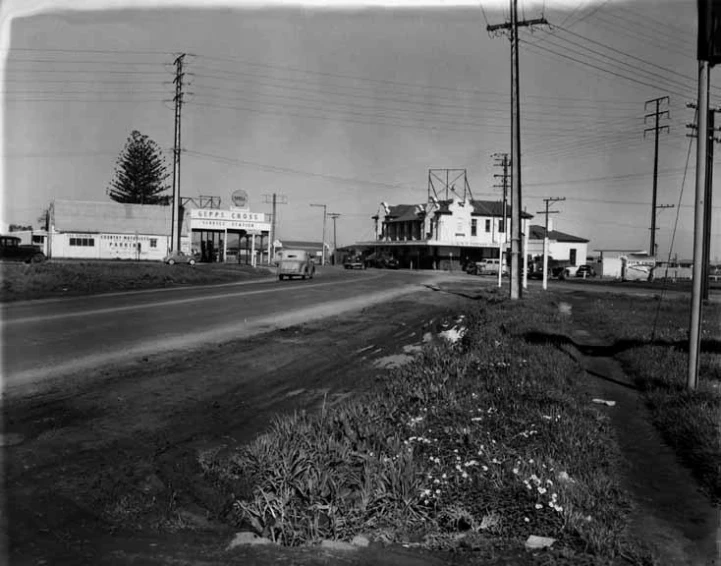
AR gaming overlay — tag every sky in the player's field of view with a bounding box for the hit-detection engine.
[1,0,719,260]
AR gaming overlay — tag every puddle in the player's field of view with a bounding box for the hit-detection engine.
[373,353,415,369]
[558,302,572,316]
[439,326,466,344]
[284,389,305,398]
[0,433,25,446]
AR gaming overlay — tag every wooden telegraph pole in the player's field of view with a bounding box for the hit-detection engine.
[487,2,548,299]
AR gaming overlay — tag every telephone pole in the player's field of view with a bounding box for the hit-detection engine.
[328,213,341,265]
[493,153,510,289]
[263,193,288,260]
[310,203,327,265]
[488,3,548,300]
[537,197,565,291]
[686,103,720,300]
[170,53,186,253]
[644,96,670,258]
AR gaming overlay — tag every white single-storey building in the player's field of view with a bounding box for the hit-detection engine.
[40,199,271,264]
[527,222,590,270]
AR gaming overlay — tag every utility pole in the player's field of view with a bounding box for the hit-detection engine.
[328,213,340,265]
[652,204,675,258]
[686,103,720,300]
[310,203,327,266]
[170,53,186,253]
[263,193,288,261]
[644,96,670,258]
[537,197,565,291]
[493,153,510,289]
[488,3,548,300]
[689,60,710,391]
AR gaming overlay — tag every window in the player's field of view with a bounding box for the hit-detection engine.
[499,219,505,233]
[485,219,491,233]
[471,219,477,236]
[69,237,95,247]
[570,248,577,265]
[150,239,158,248]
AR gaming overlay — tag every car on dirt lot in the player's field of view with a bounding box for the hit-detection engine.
[575,264,597,278]
[278,249,316,280]
[0,235,46,264]
[163,251,198,265]
[473,259,507,276]
[343,255,366,270]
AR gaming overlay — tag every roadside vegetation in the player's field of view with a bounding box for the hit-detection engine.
[582,294,721,504]
[200,290,653,564]
[0,260,271,302]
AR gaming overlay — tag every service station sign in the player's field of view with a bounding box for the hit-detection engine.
[189,209,270,232]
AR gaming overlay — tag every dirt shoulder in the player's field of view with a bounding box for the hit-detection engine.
[3,287,471,565]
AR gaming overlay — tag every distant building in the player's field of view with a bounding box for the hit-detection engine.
[594,249,651,279]
[356,195,533,270]
[275,240,330,263]
[527,222,590,270]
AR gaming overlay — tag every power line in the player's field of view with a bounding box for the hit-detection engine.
[521,39,692,100]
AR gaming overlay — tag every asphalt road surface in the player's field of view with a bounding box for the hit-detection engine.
[2,268,450,396]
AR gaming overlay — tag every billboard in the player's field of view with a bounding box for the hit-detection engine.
[699,0,721,65]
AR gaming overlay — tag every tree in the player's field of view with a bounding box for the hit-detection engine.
[107,130,171,205]
[9,224,32,232]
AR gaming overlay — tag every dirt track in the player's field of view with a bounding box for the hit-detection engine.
[4,287,471,565]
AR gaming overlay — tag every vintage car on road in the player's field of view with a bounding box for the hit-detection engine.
[0,235,46,264]
[163,251,198,265]
[343,255,366,270]
[278,249,316,280]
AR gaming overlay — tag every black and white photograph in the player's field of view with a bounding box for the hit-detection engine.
[1,0,719,564]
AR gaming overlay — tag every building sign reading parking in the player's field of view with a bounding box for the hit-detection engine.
[189,209,270,232]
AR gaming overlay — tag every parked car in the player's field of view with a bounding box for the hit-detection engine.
[0,235,46,264]
[343,255,366,270]
[364,253,399,269]
[278,249,316,280]
[163,251,197,265]
[475,258,507,276]
[575,264,597,278]
[465,261,484,275]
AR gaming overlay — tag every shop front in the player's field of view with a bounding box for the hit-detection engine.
[188,208,271,265]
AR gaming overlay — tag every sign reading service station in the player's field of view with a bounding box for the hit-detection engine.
[189,208,270,232]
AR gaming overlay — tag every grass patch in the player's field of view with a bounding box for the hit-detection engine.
[0,260,271,301]
[201,291,652,563]
[580,295,721,504]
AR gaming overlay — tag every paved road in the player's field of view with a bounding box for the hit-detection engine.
[2,268,445,394]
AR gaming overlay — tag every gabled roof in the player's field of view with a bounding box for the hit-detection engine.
[529,225,589,243]
[470,200,533,219]
[381,200,533,221]
[384,204,425,222]
[52,199,178,235]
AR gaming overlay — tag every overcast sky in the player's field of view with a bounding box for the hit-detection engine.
[1,0,718,259]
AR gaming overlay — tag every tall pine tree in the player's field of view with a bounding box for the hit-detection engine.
[107,130,171,205]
